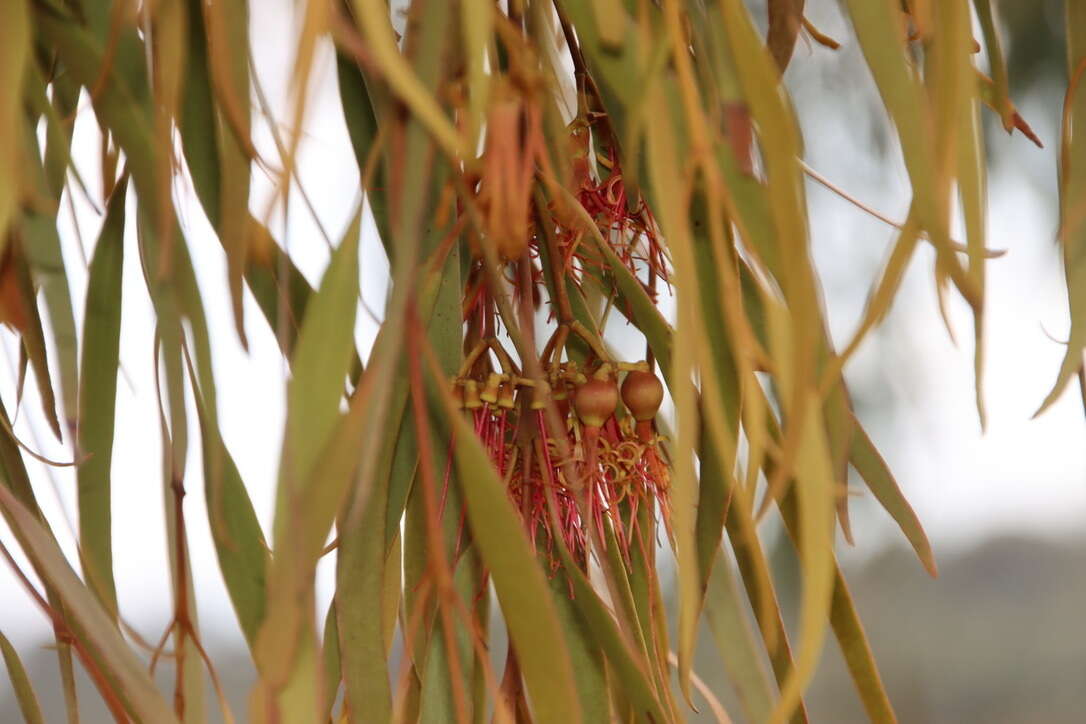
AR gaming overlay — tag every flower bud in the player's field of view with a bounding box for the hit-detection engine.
[573,378,618,428]
[621,370,664,422]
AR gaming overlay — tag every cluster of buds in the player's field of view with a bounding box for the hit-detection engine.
[451,334,670,574]
[455,98,675,578]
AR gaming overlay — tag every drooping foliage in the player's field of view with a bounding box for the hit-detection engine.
[0,0,1068,722]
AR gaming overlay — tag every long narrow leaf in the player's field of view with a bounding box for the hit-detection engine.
[76,177,128,615]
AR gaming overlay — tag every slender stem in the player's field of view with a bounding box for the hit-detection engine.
[407,308,472,724]
[532,191,575,324]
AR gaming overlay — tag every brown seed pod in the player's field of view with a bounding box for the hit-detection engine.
[621,370,664,422]
[573,378,618,428]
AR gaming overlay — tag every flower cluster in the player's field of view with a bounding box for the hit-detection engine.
[454,107,675,578]
[452,344,670,574]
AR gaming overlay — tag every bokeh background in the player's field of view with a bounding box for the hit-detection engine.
[2,1,1084,721]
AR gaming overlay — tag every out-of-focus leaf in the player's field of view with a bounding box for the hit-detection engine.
[352,0,465,159]
[928,0,980,323]
[76,177,127,616]
[460,0,493,144]
[641,86,701,704]
[0,398,81,724]
[382,534,401,655]
[19,125,79,434]
[255,210,361,714]
[0,484,177,723]
[841,0,976,310]
[767,400,836,724]
[335,443,395,721]
[0,400,44,525]
[321,601,341,720]
[717,0,843,561]
[704,557,775,724]
[828,566,896,723]
[550,564,610,723]
[180,0,222,225]
[242,222,316,359]
[767,0,805,72]
[590,0,628,49]
[36,12,161,224]
[850,421,937,577]
[975,71,1043,148]
[728,486,807,723]
[744,389,897,720]
[777,489,897,722]
[209,0,252,347]
[1039,3,1086,414]
[958,87,988,428]
[690,231,742,616]
[589,210,675,377]
[190,380,268,649]
[0,630,45,724]
[0,0,29,253]
[973,0,1011,129]
[623,502,674,715]
[23,214,79,432]
[179,2,323,361]
[335,41,390,246]
[552,530,668,722]
[833,211,921,372]
[280,209,361,492]
[41,70,80,202]
[12,249,62,439]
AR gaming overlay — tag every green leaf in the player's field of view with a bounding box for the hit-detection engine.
[255,209,362,714]
[280,207,362,496]
[841,0,977,310]
[767,399,836,724]
[1039,2,1086,414]
[76,176,128,616]
[352,0,465,160]
[549,571,610,723]
[727,495,808,723]
[548,511,669,722]
[704,557,776,724]
[242,225,317,359]
[0,630,45,724]
[0,0,30,253]
[191,383,269,648]
[321,600,342,720]
[36,12,160,225]
[179,0,222,226]
[209,0,252,347]
[13,249,62,439]
[334,444,395,721]
[973,0,1011,130]
[0,397,83,721]
[335,45,390,246]
[591,227,674,377]
[336,185,461,723]
[0,484,177,723]
[178,1,326,363]
[436,387,583,723]
[777,489,897,722]
[20,198,79,438]
[850,421,937,577]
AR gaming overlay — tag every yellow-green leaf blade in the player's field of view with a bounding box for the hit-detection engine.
[76,177,128,616]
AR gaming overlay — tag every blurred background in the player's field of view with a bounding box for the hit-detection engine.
[2,1,1084,721]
